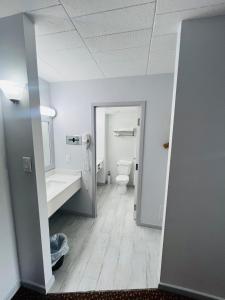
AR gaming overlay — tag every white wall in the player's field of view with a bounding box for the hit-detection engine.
[0,95,20,300]
[160,16,225,299]
[39,78,51,106]
[106,110,138,185]
[96,108,106,183]
[50,74,173,227]
[0,14,53,291]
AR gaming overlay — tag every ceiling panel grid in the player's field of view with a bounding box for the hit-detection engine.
[2,0,223,81]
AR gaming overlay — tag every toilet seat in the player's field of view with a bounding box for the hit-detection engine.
[116,175,129,184]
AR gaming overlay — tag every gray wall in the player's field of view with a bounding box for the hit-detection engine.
[161,16,225,299]
[50,74,173,227]
[0,14,52,291]
[0,95,20,300]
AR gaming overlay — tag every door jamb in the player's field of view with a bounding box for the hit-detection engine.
[91,101,146,225]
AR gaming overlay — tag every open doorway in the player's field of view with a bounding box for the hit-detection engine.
[47,101,162,292]
[92,102,146,224]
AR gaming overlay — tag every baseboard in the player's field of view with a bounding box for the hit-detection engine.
[4,280,20,300]
[138,221,162,230]
[21,280,46,294]
[45,275,55,293]
[21,275,55,295]
[159,282,224,300]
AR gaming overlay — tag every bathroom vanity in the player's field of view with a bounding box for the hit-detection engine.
[46,169,81,218]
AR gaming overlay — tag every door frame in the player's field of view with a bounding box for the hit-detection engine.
[91,101,146,225]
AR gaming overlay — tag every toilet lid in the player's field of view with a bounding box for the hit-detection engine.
[116,175,129,183]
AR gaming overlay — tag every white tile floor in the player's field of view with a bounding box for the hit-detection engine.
[49,184,162,293]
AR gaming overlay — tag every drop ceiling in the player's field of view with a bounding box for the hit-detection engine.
[1,0,225,82]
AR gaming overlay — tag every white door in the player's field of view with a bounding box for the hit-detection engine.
[133,108,141,220]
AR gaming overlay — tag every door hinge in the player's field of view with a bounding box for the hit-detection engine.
[134,204,137,211]
[137,118,141,126]
[136,163,139,171]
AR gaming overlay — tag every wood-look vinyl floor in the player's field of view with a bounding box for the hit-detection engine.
[49,184,162,293]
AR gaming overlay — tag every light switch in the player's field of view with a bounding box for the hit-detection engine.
[66,153,71,163]
[22,156,32,173]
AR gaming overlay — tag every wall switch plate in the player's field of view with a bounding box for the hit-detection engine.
[66,153,71,163]
[66,136,82,145]
[22,156,32,173]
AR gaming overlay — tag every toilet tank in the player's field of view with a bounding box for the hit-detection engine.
[117,160,132,175]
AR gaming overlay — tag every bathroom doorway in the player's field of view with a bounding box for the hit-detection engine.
[91,102,146,225]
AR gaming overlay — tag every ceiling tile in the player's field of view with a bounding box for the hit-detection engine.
[93,46,149,77]
[37,57,61,82]
[36,30,84,55]
[39,47,93,67]
[94,46,149,63]
[85,29,151,53]
[72,3,155,38]
[147,51,176,74]
[154,3,225,35]
[28,5,74,36]
[0,0,59,18]
[38,49,103,81]
[147,34,177,74]
[156,0,225,14]
[61,0,155,17]
[150,34,177,53]
[22,0,59,11]
[57,60,103,81]
[98,59,147,77]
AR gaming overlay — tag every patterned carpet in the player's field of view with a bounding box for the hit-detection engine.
[13,287,193,300]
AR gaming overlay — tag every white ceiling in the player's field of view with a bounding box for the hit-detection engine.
[1,0,225,82]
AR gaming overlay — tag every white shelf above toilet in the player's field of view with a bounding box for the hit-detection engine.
[113,128,135,136]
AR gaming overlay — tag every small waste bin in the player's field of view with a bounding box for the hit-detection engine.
[50,233,69,271]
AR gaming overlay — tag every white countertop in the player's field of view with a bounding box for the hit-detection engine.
[46,169,81,217]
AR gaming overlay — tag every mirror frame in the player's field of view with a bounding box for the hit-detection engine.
[41,116,55,172]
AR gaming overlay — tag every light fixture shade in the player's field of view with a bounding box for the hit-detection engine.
[0,80,24,102]
[40,105,56,118]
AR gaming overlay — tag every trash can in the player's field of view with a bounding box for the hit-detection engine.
[50,233,69,271]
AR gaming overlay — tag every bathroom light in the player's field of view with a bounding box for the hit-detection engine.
[40,105,56,118]
[0,80,24,103]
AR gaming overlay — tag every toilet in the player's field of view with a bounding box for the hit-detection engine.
[116,160,132,194]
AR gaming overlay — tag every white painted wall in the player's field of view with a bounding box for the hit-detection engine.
[39,78,51,107]
[106,110,138,185]
[0,95,20,300]
[50,74,173,227]
[96,108,106,183]
[161,16,225,299]
[0,14,53,291]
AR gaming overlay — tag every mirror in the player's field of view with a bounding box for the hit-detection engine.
[41,117,55,171]
[42,121,51,167]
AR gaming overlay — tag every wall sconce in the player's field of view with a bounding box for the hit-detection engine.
[0,80,24,103]
[40,105,56,118]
